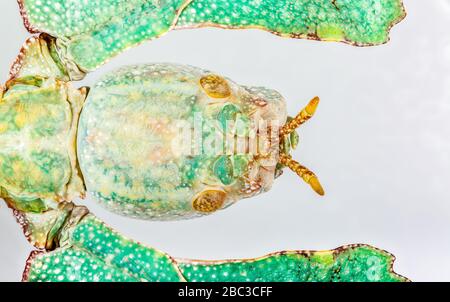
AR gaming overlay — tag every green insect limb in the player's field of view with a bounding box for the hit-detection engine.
[177,0,407,46]
[15,202,88,250]
[21,210,408,282]
[18,0,193,72]
[177,245,409,282]
[17,0,406,74]
[9,34,85,82]
[21,207,186,282]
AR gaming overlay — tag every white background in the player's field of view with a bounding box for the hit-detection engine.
[1,0,449,282]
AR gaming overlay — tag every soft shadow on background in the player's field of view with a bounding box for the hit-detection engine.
[1,1,449,281]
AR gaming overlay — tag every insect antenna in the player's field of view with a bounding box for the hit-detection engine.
[280,96,320,136]
[279,153,325,196]
[278,96,324,196]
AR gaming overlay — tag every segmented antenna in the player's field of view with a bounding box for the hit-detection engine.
[279,97,324,196]
[280,97,320,136]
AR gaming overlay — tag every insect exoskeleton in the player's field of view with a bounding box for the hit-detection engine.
[77,63,324,220]
[0,77,86,214]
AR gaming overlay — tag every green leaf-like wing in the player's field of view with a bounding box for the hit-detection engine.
[18,0,193,71]
[176,0,406,46]
[17,0,406,73]
[22,214,185,282]
[22,210,408,282]
[177,245,409,282]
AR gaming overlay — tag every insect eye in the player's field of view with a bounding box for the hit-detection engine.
[199,74,231,99]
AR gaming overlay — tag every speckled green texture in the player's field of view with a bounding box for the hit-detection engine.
[19,0,191,71]
[18,0,406,72]
[23,214,408,282]
[77,63,286,220]
[178,245,408,282]
[177,0,406,46]
[24,214,185,282]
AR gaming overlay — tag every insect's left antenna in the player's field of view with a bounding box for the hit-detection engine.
[279,154,325,196]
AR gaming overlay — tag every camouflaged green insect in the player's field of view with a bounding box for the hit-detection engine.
[5,0,407,221]
[0,0,410,282]
[3,58,323,221]
[1,59,408,281]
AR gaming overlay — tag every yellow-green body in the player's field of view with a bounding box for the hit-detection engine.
[78,63,286,220]
[0,78,84,212]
